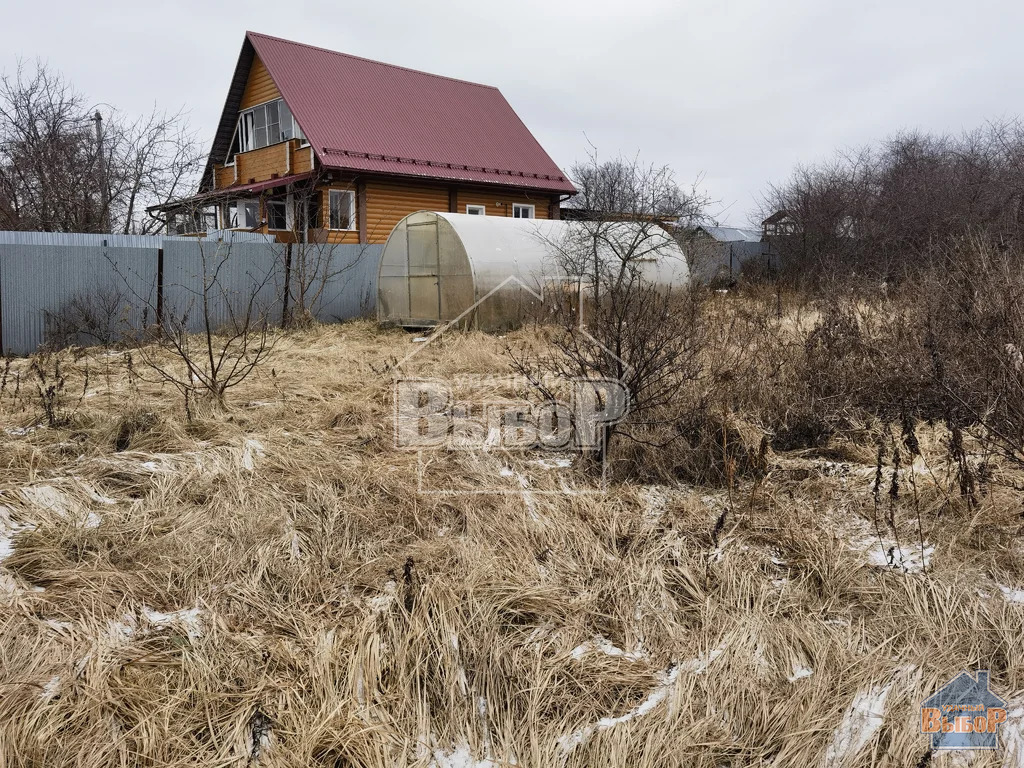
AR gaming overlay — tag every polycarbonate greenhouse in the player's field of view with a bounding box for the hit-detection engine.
[376,211,689,329]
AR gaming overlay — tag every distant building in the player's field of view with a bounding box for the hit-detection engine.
[684,225,768,285]
[761,210,798,237]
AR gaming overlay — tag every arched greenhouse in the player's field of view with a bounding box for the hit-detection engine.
[377,211,689,330]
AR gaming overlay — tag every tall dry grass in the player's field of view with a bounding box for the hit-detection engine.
[0,316,1021,767]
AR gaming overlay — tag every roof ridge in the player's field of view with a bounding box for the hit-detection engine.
[246,31,500,91]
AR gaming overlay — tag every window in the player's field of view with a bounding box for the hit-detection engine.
[512,204,535,219]
[226,199,259,229]
[229,98,306,159]
[329,189,355,230]
[466,204,486,215]
[267,199,288,230]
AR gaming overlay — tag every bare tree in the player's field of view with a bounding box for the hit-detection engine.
[0,59,202,234]
[759,119,1024,285]
[278,178,375,328]
[510,152,710,461]
[111,229,278,416]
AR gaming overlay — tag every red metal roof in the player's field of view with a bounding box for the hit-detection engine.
[246,32,576,195]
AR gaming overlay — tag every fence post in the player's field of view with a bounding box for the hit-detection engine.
[156,246,164,334]
[281,242,292,329]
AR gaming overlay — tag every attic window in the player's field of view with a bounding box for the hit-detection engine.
[228,98,306,160]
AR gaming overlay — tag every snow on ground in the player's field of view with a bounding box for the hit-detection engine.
[1000,585,1024,604]
[558,640,729,753]
[241,438,265,471]
[678,641,729,675]
[429,744,498,768]
[569,635,648,662]
[40,675,61,702]
[787,664,814,682]
[558,665,681,752]
[1002,699,1024,768]
[822,666,915,767]
[840,515,934,573]
[143,606,204,641]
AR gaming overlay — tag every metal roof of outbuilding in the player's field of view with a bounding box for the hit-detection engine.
[699,226,763,243]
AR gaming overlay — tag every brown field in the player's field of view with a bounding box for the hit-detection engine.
[1,320,1023,767]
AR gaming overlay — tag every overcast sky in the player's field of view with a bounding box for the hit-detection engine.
[4,0,1023,225]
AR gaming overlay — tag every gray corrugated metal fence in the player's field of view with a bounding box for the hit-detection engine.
[0,232,381,355]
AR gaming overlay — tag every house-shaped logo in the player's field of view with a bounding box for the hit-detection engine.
[921,670,1007,750]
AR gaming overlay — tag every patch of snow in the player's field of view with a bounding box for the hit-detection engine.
[40,675,61,702]
[845,526,933,573]
[241,438,265,472]
[105,614,138,646]
[19,485,70,515]
[558,665,680,752]
[864,539,933,573]
[412,337,429,343]
[0,505,31,565]
[1000,585,1024,605]
[570,635,647,662]
[679,641,728,675]
[82,511,102,529]
[428,744,496,768]
[142,606,203,641]
[788,664,814,682]
[822,667,914,767]
[4,425,39,437]
[499,467,514,478]
[1002,699,1024,768]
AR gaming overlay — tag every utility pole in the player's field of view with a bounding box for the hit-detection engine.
[94,110,109,233]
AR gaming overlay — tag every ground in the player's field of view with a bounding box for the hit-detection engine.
[1,321,1023,767]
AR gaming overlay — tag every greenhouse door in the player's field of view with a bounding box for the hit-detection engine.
[406,219,441,323]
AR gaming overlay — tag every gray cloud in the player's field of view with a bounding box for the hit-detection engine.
[4,0,1023,225]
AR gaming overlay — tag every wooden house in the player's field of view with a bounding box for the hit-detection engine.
[154,32,576,242]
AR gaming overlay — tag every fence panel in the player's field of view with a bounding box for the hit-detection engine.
[161,237,287,335]
[0,240,158,355]
[297,243,381,323]
[0,232,380,355]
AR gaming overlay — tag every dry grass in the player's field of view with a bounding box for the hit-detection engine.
[1,319,1023,767]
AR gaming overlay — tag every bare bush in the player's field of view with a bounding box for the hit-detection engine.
[510,153,711,469]
[43,285,132,350]
[112,235,277,415]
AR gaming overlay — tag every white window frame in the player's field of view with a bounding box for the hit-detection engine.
[328,189,356,231]
[465,204,486,215]
[512,203,535,219]
[230,98,306,159]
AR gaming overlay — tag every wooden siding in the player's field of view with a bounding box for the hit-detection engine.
[364,179,450,242]
[211,173,563,246]
[456,186,553,219]
[214,140,311,190]
[240,56,281,109]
